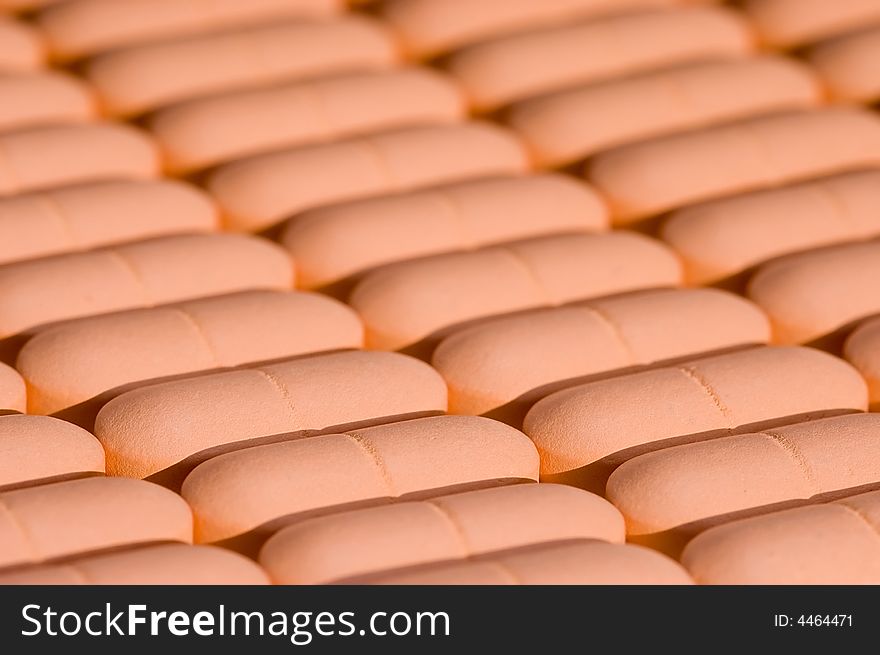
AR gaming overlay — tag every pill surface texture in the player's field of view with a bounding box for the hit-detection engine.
[0,362,25,413]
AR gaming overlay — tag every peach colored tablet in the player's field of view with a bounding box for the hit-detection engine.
[0,179,219,266]
[587,108,880,224]
[349,231,681,351]
[0,71,95,131]
[682,489,880,584]
[281,174,608,289]
[508,55,819,168]
[150,67,466,174]
[0,18,43,72]
[433,288,771,418]
[523,346,868,491]
[0,477,192,568]
[18,289,364,415]
[742,0,880,49]
[0,362,25,413]
[182,415,539,543]
[260,483,623,584]
[0,123,160,196]
[748,240,880,345]
[38,0,343,61]
[207,122,529,232]
[86,16,398,116]
[448,6,754,111]
[0,544,270,585]
[380,0,682,58]
[607,413,880,552]
[350,540,693,585]
[845,319,880,404]
[94,350,447,481]
[662,170,880,284]
[0,414,104,489]
[808,27,880,104]
[0,233,293,338]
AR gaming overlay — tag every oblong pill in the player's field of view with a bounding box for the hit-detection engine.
[681,490,880,584]
[0,414,104,489]
[0,17,43,72]
[0,544,270,585]
[86,16,398,116]
[380,0,681,58]
[150,67,466,174]
[18,289,363,415]
[587,108,880,223]
[661,170,880,284]
[349,231,682,352]
[432,288,771,418]
[0,179,219,266]
[844,318,880,404]
[808,27,880,104]
[182,415,539,543]
[38,0,343,60]
[0,477,192,568]
[0,362,25,412]
[0,233,293,338]
[523,346,868,491]
[0,123,160,196]
[747,239,880,344]
[94,350,448,481]
[280,174,608,289]
[0,71,95,131]
[208,122,529,232]
[607,413,880,551]
[448,6,754,111]
[742,0,880,49]
[508,55,820,168]
[259,483,623,584]
[350,540,693,585]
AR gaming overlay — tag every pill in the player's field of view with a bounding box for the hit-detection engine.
[807,27,880,104]
[0,414,104,490]
[748,240,880,345]
[0,362,25,412]
[0,17,43,72]
[742,0,880,49]
[0,71,95,131]
[38,0,343,61]
[587,108,880,223]
[0,123,160,198]
[0,477,192,569]
[0,543,270,585]
[0,0,62,10]
[0,179,219,266]
[259,483,623,584]
[182,415,539,544]
[448,6,754,111]
[280,174,608,289]
[681,489,880,584]
[433,288,771,419]
[19,290,363,415]
[208,122,529,232]
[607,413,880,553]
[662,170,880,285]
[508,55,820,168]
[86,16,398,116]
[349,231,681,352]
[150,67,466,174]
[94,350,447,482]
[523,346,868,491]
[0,233,293,338]
[349,540,693,585]
[845,318,880,405]
[380,0,682,58]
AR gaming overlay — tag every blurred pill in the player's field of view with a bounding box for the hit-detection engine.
[742,0,880,49]
[0,70,94,131]
[0,362,25,412]
[845,318,880,404]
[280,174,608,289]
[808,27,880,104]
[0,17,43,71]
[433,288,770,418]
